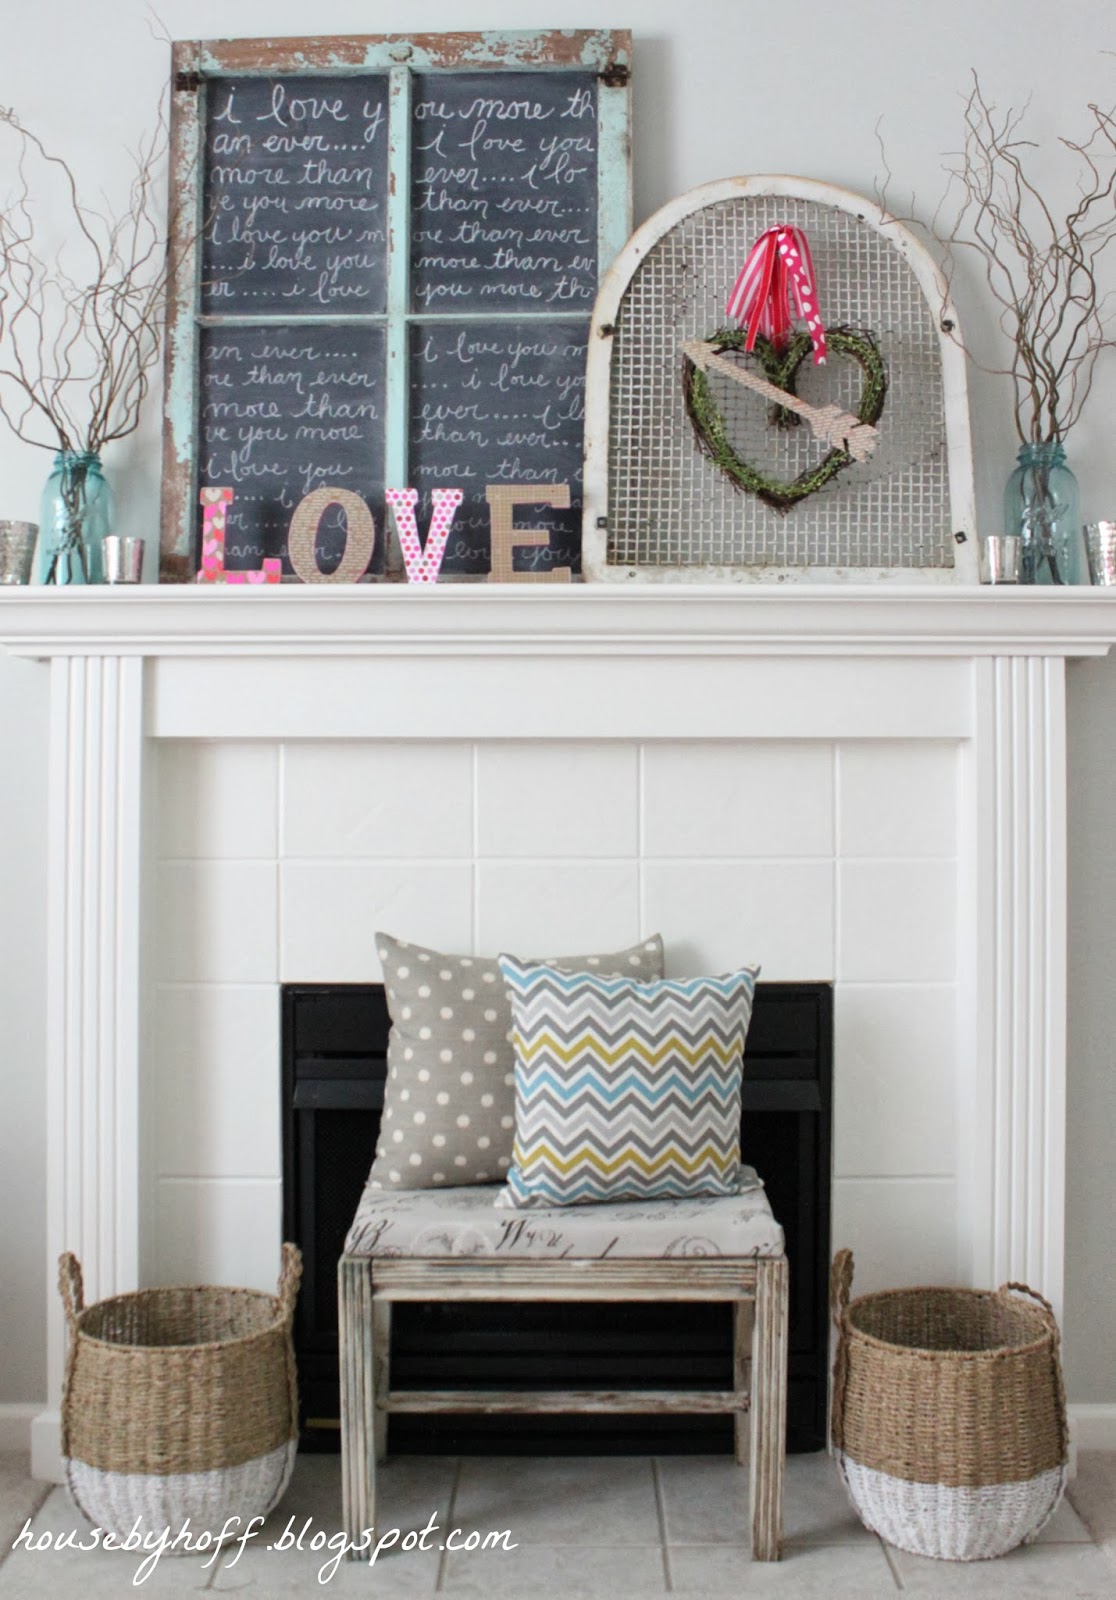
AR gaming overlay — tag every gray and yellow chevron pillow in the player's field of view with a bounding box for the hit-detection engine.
[496,958,760,1209]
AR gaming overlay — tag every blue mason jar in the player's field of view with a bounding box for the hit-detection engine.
[36,451,113,585]
[1004,442,1085,585]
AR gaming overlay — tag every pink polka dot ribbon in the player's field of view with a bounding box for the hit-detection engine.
[386,487,463,585]
[725,225,827,365]
[197,487,281,584]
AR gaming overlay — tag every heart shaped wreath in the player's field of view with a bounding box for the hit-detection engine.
[682,326,887,512]
[682,223,888,511]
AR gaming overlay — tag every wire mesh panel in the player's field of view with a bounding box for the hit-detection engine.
[603,189,961,573]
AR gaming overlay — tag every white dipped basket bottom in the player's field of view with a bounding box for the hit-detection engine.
[829,1249,1068,1561]
[59,1246,301,1546]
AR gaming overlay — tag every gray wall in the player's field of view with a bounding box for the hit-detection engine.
[1,0,1114,1406]
[1066,655,1116,1401]
[0,658,46,1402]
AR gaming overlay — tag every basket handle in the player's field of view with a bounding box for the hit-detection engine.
[277,1243,303,1325]
[998,1280,1069,1465]
[829,1249,855,1456]
[277,1245,303,1443]
[998,1280,1058,1329]
[58,1253,84,1332]
[57,1253,86,1460]
[830,1248,854,1328]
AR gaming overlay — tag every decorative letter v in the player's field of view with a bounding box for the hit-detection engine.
[385,488,463,584]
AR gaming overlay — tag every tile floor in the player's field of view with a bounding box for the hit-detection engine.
[0,1449,1113,1597]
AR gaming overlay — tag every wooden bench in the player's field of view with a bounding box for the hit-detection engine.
[338,1176,789,1561]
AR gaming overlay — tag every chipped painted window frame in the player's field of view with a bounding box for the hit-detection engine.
[158,29,633,583]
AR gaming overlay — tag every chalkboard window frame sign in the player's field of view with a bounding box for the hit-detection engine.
[159,29,632,585]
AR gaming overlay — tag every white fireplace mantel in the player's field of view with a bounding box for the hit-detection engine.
[2,581,1115,1480]
[2,583,1116,658]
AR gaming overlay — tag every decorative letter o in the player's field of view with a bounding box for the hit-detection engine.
[287,488,376,584]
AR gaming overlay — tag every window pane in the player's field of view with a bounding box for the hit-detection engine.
[408,321,588,575]
[198,324,386,573]
[410,71,599,314]
[201,76,390,315]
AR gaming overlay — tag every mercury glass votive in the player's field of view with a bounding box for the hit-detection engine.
[0,520,38,584]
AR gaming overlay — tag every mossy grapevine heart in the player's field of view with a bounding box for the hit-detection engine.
[682,327,887,511]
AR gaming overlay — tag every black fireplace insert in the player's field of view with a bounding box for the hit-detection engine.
[282,980,832,1454]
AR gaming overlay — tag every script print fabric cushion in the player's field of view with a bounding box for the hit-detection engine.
[497,959,759,1209]
[345,1168,784,1260]
[368,933,664,1190]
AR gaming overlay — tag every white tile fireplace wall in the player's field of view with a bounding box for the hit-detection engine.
[150,736,959,1296]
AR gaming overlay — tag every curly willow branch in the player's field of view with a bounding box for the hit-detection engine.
[878,73,1116,446]
[0,103,185,456]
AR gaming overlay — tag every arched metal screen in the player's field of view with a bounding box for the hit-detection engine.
[606,192,956,571]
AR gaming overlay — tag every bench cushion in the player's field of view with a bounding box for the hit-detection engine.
[344,1166,784,1260]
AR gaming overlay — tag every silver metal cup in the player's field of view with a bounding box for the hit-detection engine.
[979,535,1022,585]
[1084,522,1116,586]
[103,535,145,584]
[0,520,38,585]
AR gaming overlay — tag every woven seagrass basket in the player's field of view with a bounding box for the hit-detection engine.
[830,1249,1068,1561]
[59,1244,301,1544]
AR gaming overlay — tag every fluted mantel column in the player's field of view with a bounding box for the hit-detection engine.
[32,655,144,1480]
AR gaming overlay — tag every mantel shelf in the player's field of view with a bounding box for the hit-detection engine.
[1,582,1116,660]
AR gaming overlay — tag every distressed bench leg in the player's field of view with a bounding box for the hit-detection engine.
[339,1255,376,1559]
[373,1299,391,1463]
[733,1298,754,1466]
[750,1255,788,1561]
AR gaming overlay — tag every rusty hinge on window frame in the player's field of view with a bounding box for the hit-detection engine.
[175,70,202,93]
[599,61,630,88]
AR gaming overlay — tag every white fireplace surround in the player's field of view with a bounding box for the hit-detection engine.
[2,582,1115,1483]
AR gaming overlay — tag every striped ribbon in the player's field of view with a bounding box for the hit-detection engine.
[725,225,827,365]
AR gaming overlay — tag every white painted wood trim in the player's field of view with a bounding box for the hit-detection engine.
[2,586,1116,659]
[963,658,1068,1318]
[0,1403,40,1454]
[37,655,144,1484]
[30,1410,62,1483]
[149,654,973,743]
[993,657,1066,1311]
[581,174,978,584]
[1068,1403,1116,1452]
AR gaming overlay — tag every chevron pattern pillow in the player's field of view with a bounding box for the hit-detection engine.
[496,958,759,1209]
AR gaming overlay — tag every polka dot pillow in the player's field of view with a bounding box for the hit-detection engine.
[368,932,664,1189]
